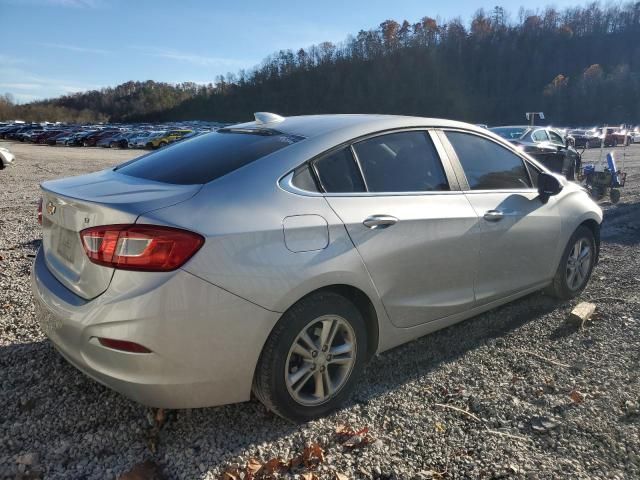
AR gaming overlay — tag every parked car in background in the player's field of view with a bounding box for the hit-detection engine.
[145,129,192,149]
[83,129,120,147]
[48,130,77,146]
[0,146,15,169]
[66,130,96,146]
[490,125,581,179]
[129,131,157,149]
[632,127,640,144]
[96,132,123,148]
[32,113,602,421]
[568,129,601,149]
[109,131,140,149]
[600,127,631,146]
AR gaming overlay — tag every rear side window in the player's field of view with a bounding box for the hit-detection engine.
[532,130,549,142]
[353,131,449,192]
[313,148,366,193]
[445,131,532,190]
[116,129,303,185]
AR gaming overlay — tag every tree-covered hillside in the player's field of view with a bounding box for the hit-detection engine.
[3,2,640,125]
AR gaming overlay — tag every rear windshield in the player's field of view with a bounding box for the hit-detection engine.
[116,129,304,185]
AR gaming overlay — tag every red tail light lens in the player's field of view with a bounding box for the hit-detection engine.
[37,198,43,225]
[80,224,204,271]
[98,337,152,353]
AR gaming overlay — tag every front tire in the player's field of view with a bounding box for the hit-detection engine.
[545,226,596,300]
[253,291,368,422]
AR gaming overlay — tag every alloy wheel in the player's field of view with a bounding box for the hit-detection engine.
[566,238,592,291]
[285,315,356,406]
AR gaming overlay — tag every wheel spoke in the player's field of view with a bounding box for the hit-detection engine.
[322,369,334,396]
[328,356,352,365]
[313,371,325,399]
[289,364,314,392]
[571,242,580,259]
[330,342,354,356]
[319,318,338,349]
[299,331,318,353]
[292,342,313,360]
[578,248,591,262]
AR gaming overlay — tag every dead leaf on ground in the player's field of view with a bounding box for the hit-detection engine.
[334,473,349,480]
[569,389,585,404]
[261,457,289,476]
[246,458,262,475]
[335,424,376,449]
[219,468,242,480]
[154,408,167,427]
[118,460,164,480]
[301,473,319,480]
[302,443,325,468]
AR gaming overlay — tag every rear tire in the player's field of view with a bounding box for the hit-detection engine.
[545,226,596,300]
[253,291,368,422]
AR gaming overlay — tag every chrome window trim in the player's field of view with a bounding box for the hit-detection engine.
[437,127,540,192]
[278,127,461,197]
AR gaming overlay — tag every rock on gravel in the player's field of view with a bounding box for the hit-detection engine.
[1,141,639,479]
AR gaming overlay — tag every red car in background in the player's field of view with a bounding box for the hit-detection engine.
[82,129,121,147]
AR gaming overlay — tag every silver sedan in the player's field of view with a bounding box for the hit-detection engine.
[31,114,602,421]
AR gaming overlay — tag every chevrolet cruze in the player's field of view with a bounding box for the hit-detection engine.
[31,114,602,421]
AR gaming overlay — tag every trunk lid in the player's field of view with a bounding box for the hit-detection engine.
[40,169,201,299]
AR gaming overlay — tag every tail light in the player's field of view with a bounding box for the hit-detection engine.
[80,224,204,271]
[37,198,43,225]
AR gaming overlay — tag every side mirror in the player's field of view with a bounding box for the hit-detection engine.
[538,172,563,203]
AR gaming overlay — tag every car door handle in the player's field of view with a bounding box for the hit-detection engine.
[483,210,504,222]
[363,215,398,229]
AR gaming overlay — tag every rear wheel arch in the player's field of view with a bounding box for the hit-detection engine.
[266,284,380,361]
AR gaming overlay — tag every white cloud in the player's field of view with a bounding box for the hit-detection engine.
[37,42,111,55]
[134,47,249,69]
[0,83,42,90]
[0,0,103,8]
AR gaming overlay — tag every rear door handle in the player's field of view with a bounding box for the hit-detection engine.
[483,210,504,222]
[363,215,398,229]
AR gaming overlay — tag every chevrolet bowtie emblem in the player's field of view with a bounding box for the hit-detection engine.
[46,201,56,215]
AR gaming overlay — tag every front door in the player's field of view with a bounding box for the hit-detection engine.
[441,129,562,304]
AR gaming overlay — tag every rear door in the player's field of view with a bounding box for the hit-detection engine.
[439,129,562,304]
[320,130,481,328]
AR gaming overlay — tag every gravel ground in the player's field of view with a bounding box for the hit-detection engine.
[1,140,639,480]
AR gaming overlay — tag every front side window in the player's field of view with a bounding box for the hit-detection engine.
[116,129,304,185]
[313,148,365,193]
[352,131,449,192]
[548,130,565,146]
[445,131,532,190]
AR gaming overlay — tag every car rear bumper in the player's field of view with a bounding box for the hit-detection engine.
[31,248,280,408]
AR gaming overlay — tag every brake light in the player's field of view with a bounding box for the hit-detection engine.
[80,224,204,271]
[37,198,42,225]
[98,337,152,353]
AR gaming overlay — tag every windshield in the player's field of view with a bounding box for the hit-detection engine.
[489,126,529,139]
[116,129,304,185]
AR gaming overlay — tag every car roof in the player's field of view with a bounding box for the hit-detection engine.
[231,114,491,139]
